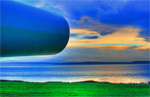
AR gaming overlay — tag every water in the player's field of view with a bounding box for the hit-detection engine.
[0,63,149,83]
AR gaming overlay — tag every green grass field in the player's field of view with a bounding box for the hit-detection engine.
[0,81,149,97]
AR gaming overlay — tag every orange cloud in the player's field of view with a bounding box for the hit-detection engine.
[99,45,132,50]
[70,28,99,34]
[67,27,150,50]
[135,46,150,50]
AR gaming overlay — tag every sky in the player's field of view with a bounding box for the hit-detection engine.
[1,0,150,62]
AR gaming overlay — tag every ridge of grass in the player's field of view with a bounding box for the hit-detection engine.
[0,81,149,97]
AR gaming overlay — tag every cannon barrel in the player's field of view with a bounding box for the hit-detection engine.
[1,1,70,57]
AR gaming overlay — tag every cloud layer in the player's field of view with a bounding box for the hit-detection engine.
[69,27,150,50]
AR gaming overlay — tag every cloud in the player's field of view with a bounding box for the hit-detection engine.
[70,29,99,34]
[135,46,150,50]
[81,36,99,39]
[72,16,117,36]
[73,16,100,25]
[14,0,66,16]
[68,27,150,50]
[69,28,101,40]
[97,45,133,50]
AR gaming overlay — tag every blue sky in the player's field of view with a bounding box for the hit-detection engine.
[1,0,150,62]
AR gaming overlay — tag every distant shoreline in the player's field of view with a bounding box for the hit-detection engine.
[0,79,149,84]
[1,61,150,64]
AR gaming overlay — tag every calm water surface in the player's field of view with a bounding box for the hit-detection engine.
[0,63,149,83]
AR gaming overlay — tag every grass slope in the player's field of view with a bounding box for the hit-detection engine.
[0,81,149,97]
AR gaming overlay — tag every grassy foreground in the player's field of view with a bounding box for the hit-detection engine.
[0,81,149,97]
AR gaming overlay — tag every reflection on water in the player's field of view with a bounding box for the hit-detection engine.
[0,63,149,83]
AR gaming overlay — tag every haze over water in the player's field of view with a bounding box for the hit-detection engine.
[0,63,149,83]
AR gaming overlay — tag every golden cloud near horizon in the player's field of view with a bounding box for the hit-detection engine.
[67,27,150,50]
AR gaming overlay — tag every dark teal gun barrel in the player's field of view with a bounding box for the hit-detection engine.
[1,1,70,57]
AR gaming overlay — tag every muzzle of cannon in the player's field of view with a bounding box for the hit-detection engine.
[1,1,70,57]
